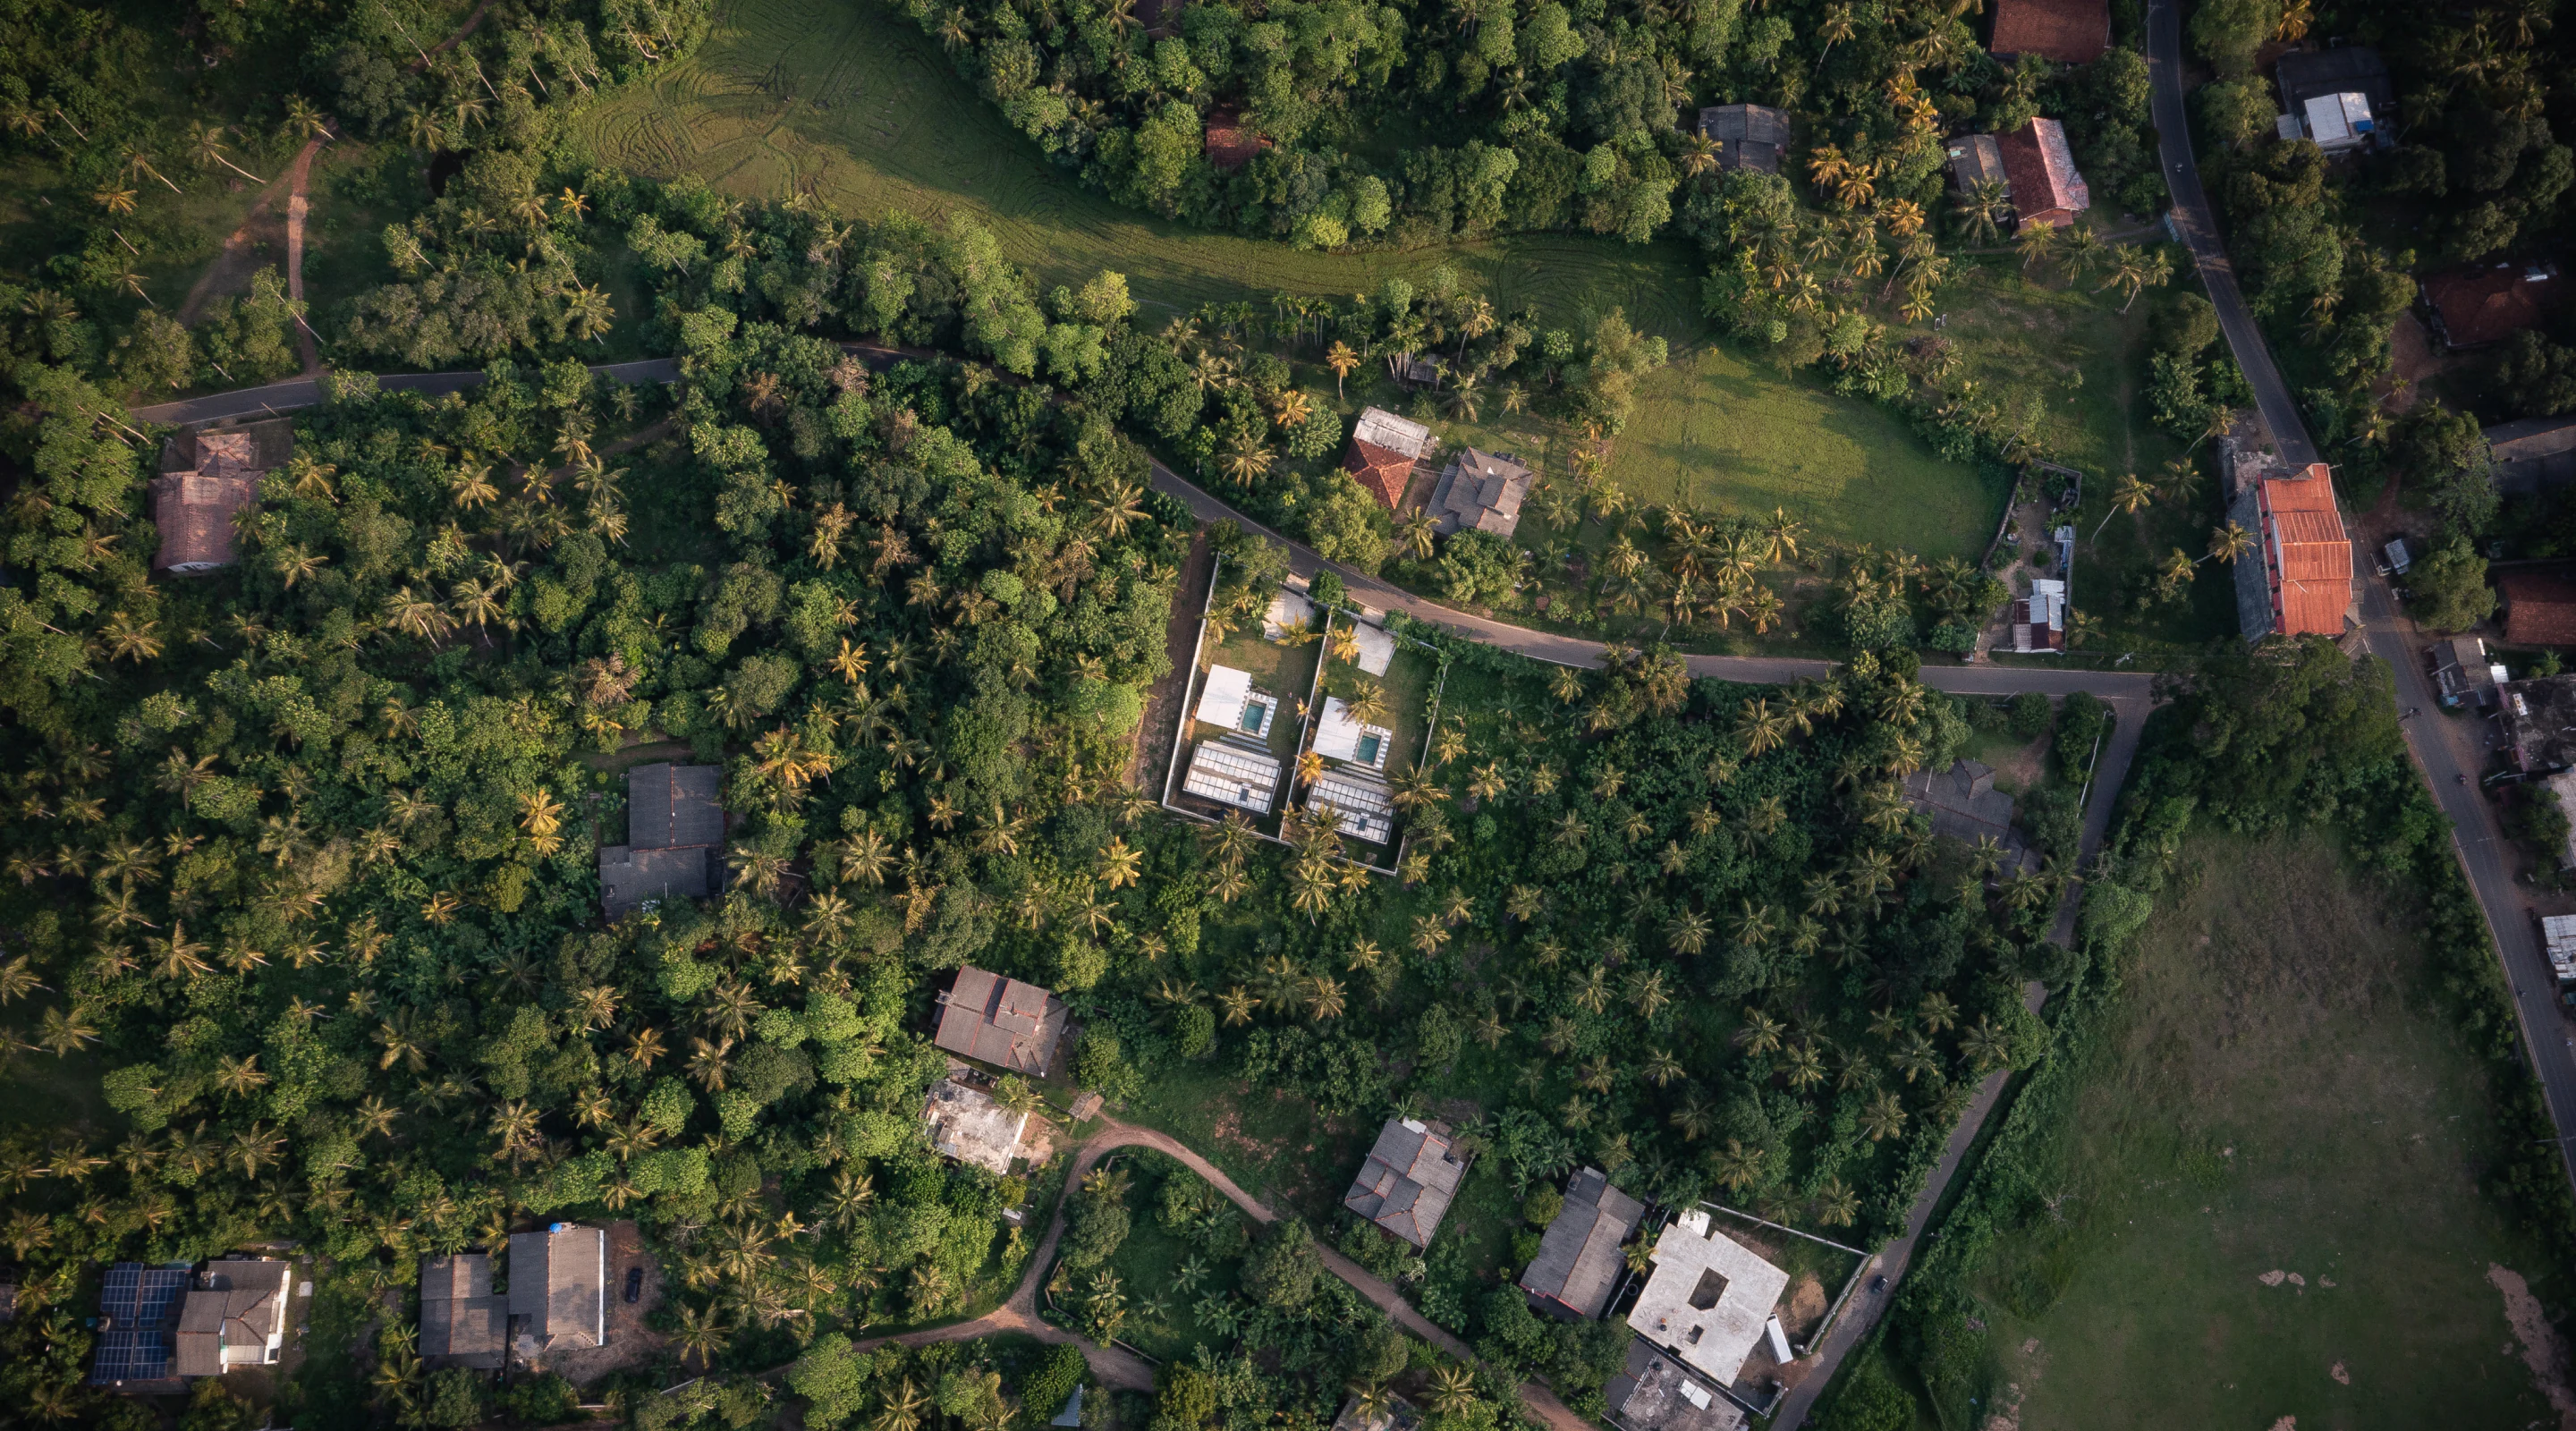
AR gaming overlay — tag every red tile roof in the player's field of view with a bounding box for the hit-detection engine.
[2421,266,2557,350]
[1990,0,2110,63]
[1997,118,2091,229]
[2257,468,2351,636]
[1344,439,1416,511]
[2503,572,2576,647]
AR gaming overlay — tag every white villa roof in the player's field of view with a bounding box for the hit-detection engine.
[1352,407,1434,460]
[1309,771,1395,845]
[1627,1209,1792,1386]
[1312,698,1392,766]
[1184,741,1281,814]
[1350,622,1395,676]
[1196,665,1253,729]
[1265,588,1318,642]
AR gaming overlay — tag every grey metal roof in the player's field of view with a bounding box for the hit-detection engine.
[1519,1167,1647,1317]
[628,763,724,849]
[507,1227,605,1350]
[1343,1118,1467,1248]
[1697,105,1792,172]
[933,968,1070,1076]
[598,843,716,917]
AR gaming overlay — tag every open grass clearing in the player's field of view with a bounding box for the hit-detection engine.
[1969,833,2558,1429]
[570,0,2004,563]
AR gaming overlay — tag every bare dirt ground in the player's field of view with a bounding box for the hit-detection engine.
[1128,529,1212,796]
[2488,1265,2576,1430]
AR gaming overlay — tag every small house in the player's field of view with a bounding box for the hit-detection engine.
[1625,1209,1792,1387]
[599,763,725,917]
[1996,118,2090,231]
[2426,636,2505,712]
[2502,575,2576,651]
[1987,0,2109,63]
[2488,414,2576,496]
[1194,665,1278,741]
[2275,47,2393,139]
[1427,447,1533,538]
[152,419,292,574]
[2543,914,2576,981]
[1518,1167,1646,1320]
[1343,1117,1468,1248]
[934,967,1070,1076]
[420,1253,506,1369]
[2499,673,2576,772]
[507,1225,606,1355]
[924,1078,1028,1174]
[2011,577,2066,653]
[173,1258,292,1378]
[1695,105,1792,174]
[2295,90,2377,152]
[1344,407,1436,511]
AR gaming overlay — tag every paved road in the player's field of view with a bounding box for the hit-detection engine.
[2357,584,2576,1191]
[127,359,682,426]
[2142,0,2318,470]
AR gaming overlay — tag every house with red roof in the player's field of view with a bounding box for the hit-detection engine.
[1343,406,1435,511]
[2501,572,2576,648]
[1996,118,2091,232]
[2251,465,2351,638]
[1989,0,2110,64]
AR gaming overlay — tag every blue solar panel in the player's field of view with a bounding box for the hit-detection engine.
[89,1265,191,1384]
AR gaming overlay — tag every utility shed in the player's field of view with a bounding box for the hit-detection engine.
[1519,1167,1646,1319]
[1946,134,2006,192]
[2544,915,2576,981]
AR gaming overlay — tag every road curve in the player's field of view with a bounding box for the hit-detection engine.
[815,1115,1589,1431]
[2142,0,2318,469]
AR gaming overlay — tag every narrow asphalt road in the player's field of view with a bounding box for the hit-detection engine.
[2143,0,2318,470]
[2357,582,2576,1192]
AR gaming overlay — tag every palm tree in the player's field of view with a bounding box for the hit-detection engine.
[2203,521,2254,565]
[2089,471,2154,545]
[1711,1138,1767,1194]
[1399,509,1438,561]
[1860,1090,1907,1142]
[1735,1006,1785,1056]
[1665,907,1711,956]
[189,125,267,184]
[2014,220,2060,274]
[1325,341,1360,399]
[1425,1367,1478,1417]
[1960,1014,2012,1072]
[1953,177,2007,245]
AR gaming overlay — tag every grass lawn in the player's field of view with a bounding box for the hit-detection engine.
[1118,1059,1372,1222]
[570,0,2001,561]
[1968,833,2557,1429]
[1094,1154,1249,1360]
[1195,623,1319,767]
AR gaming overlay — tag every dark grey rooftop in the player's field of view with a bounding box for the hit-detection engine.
[1520,1167,1646,1319]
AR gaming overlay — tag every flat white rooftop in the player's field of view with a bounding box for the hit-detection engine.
[1626,1209,1791,1386]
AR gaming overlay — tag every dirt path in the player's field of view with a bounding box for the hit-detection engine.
[1126,529,1212,796]
[174,133,326,350]
[771,1116,1589,1431]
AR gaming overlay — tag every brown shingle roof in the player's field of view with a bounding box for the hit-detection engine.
[933,967,1070,1075]
[1345,439,1417,511]
[1989,0,2110,63]
[2503,572,2576,647]
[1343,1118,1467,1248]
[1997,118,2090,229]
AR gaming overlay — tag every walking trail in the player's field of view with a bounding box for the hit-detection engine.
[775,1116,1591,1431]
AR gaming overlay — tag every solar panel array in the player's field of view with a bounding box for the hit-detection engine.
[89,1265,189,1384]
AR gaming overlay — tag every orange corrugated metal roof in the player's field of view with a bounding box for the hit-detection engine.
[2259,476,2351,635]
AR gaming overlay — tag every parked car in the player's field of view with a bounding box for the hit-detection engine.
[624,1266,644,1304]
[1868,1274,1888,1295]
